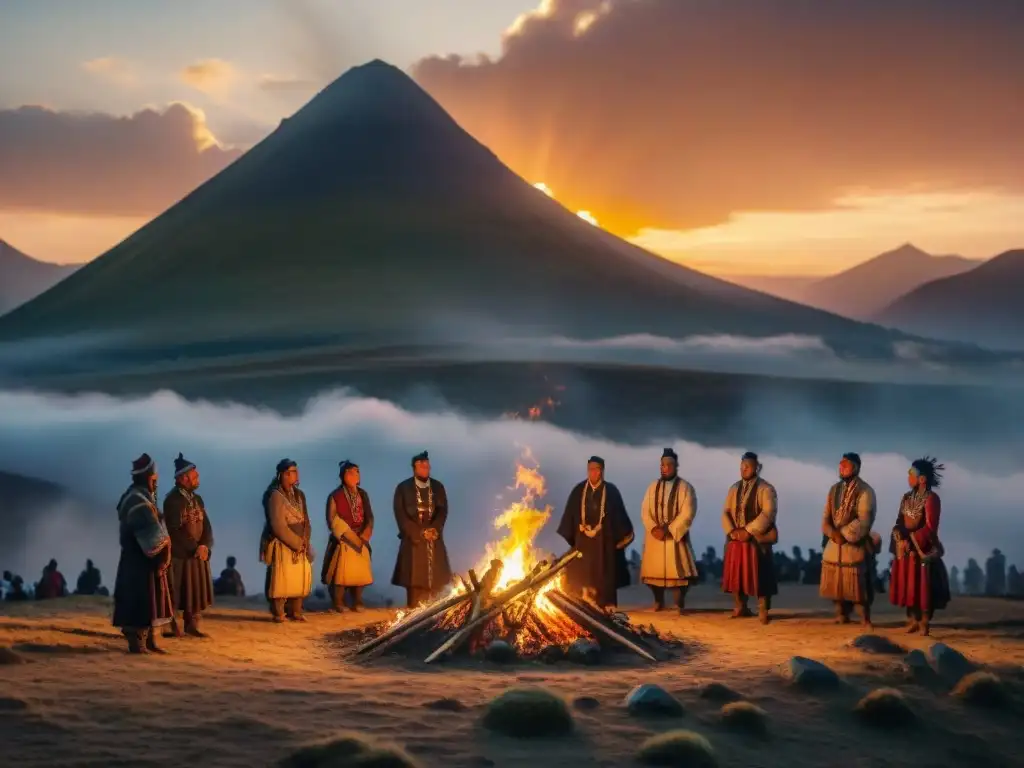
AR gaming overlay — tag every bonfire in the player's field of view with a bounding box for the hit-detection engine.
[353,451,677,664]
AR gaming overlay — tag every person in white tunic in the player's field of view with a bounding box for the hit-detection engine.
[640,448,699,614]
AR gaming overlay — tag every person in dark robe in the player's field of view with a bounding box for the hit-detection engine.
[112,453,175,654]
[259,459,314,622]
[35,559,67,599]
[720,451,779,624]
[556,456,635,610]
[391,451,453,607]
[889,456,951,635]
[75,559,102,595]
[5,575,28,601]
[214,556,246,596]
[322,460,375,612]
[162,453,215,638]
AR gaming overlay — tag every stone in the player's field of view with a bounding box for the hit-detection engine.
[538,645,565,664]
[625,683,685,717]
[901,649,937,684]
[854,688,917,728]
[482,687,574,738]
[928,643,975,684]
[567,638,601,665]
[784,656,840,690]
[698,682,743,703]
[424,697,467,712]
[484,639,516,664]
[573,696,601,711]
[850,634,905,655]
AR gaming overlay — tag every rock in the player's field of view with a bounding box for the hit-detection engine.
[854,688,917,728]
[784,656,840,690]
[720,701,768,736]
[277,732,419,767]
[484,640,516,664]
[538,645,565,664]
[0,697,29,712]
[424,697,467,712]
[482,687,574,738]
[567,638,601,665]
[928,643,975,684]
[951,671,1008,708]
[637,730,717,767]
[698,682,743,703]
[850,634,905,655]
[573,696,601,711]
[625,683,685,717]
[901,650,937,684]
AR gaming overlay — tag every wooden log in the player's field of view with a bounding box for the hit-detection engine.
[354,590,470,656]
[467,569,481,591]
[467,559,504,652]
[546,591,657,663]
[424,549,581,663]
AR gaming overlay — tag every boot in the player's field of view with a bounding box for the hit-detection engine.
[906,609,920,634]
[330,586,346,613]
[126,630,146,654]
[145,628,167,654]
[184,613,209,638]
[650,585,665,612]
[676,586,689,616]
[730,593,752,618]
[860,604,873,631]
[162,617,184,638]
[350,586,365,613]
[834,601,851,624]
[920,612,931,636]
[270,598,286,623]
[758,597,770,624]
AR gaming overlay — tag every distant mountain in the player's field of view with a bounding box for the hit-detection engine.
[0,61,961,372]
[733,245,982,320]
[874,249,1024,351]
[0,239,78,316]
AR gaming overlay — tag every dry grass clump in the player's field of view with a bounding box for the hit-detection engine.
[854,688,916,728]
[277,732,419,768]
[951,671,1009,708]
[481,686,574,738]
[720,700,768,737]
[636,730,718,767]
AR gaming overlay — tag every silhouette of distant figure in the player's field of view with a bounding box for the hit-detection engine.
[963,558,984,595]
[5,575,28,601]
[75,559,102,595]
[791,546,805,581]
[1007,565,1023,597]
[35,559,67,599]
[1,570,11,600]
[949,565,962,595]
[802,549,822,585]
[699,546,722,582]
[985,548,1006,596]
[214,556,246,597]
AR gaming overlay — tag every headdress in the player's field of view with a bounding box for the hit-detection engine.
[173,452,196,477]
[587,455,605,468]
[412,451,429,466]
[131,453,155,476]
[910,456,944,488]
[661,448,678,462]
[339,459,359,475]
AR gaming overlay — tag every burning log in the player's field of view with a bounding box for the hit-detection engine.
[545,591,657,663]
[354,590,472,658]
[424,549,582,663]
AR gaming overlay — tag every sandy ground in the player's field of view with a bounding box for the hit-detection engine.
[1,584,1022,768]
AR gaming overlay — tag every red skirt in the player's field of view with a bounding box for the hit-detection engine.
[890,554,950,613]
[721,540,778,598]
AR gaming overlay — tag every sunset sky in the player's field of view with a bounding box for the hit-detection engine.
[1,0,1022,276]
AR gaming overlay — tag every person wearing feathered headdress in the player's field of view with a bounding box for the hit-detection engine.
[391,451,453,608]
[819,452,879,628]
[639,448,699,614]
[161,452,215,639]
[259,458,314,622]
[322,459,374,612]
[720,452,780,623]
[889,456,951,635]
[112,453,175,654]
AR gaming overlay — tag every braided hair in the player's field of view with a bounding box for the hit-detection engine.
[910,456,944,489]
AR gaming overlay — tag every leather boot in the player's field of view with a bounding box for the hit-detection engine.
[758,597,770,624]
[650,585,665,612]
[184,613,209,638]
[145,628,167,654]
[676,586,689,615]
[162,617,184,638]
[906,608,920,633]
[126,630,145,654]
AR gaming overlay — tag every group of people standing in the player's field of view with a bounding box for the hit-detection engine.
[109,445,952,654]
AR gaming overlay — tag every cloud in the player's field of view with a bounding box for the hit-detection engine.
[179,58,238,96]
[0,387,1019,600]
[0,103,243,217]
[81,57,137,87]
[257,74,318,96]
[413,0,1024,234]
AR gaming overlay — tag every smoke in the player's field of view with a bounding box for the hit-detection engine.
[0,387,1020,599]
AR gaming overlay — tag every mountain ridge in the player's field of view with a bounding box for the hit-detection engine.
[0,239,79,316]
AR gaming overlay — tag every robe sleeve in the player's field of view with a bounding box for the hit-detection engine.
[393,484,422,539]
[163,491,199,557]
[361,490,374,540]
[556,486,580,548]
[744,483,778,536]
[821,488,836,536]
[198,495,213,548]
[911,494,941,550]
[840,485,875,543]
[609,485,635,549]
[721,487,736,536]
[667,482,696,540]
[431,483,449,531]
[267,492,305,551]
[126,501,170,559]
[640,484,657,533]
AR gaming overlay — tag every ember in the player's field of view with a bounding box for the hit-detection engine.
[353,451,679,664]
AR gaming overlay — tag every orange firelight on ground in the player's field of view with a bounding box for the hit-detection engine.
[534,181,600,227]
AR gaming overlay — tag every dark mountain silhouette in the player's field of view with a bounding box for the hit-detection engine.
[0,61,962,368]
[734,244,980,320]
[874,249,1024,351]
[0,239,78,316]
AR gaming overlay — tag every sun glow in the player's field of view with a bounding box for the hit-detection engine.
[533,181,601,227]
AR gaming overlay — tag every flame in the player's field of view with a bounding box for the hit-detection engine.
[503,395,559,421]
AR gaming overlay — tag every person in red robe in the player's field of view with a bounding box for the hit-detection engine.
[889,456,951,635]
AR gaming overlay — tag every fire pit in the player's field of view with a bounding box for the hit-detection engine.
[350,453,681,665]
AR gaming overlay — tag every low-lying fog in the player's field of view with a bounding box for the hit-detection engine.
[0,387,1019,600]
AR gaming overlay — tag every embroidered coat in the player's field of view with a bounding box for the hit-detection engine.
[639,477,699,586]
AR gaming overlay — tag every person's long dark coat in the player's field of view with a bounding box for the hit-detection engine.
[557,480,635,606]
[390,478,453,591]
[112,485,174,630]
[163,486,215,616]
